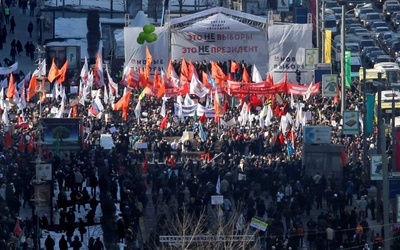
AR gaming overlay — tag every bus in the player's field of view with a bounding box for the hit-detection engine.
[375,90,400,125]
[359,62,400,91]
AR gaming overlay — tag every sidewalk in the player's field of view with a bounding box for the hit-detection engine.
[0,5,50,76]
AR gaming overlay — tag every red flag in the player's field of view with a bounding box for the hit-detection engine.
[57,60,69,84]
[13,218,22,236]
[274,105,281,117]
[341,147,347,166]
[160,115,168,130]
[19,135,25,152]
[114,90,131,111]
[93,52,104,87]
[4,130,13,148]
[265,73,274,87]
[6,73,15,99]
[167,59,174,81]
[227,73,233,81]
[199,112,207,123]
[242,67,250,83]
[201,71,212,89]
[27,75,37,102]
[47,59,60,83]
[230,61,239,73]
[72,105,78,117]
[27,134,35,153]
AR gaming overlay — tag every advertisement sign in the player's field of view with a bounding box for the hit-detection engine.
[46,46,81,69]
[171,13,268,77]
[322,74,338,97]
[343,111,359,135]
[124,27,169,72]
[268,24,313,83]
[41,118,82,151]
[305,48,318,69]
[303,126,331,144]
[371,155,383,180]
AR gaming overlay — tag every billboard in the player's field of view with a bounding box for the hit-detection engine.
[268,23,313,83]
[40,118,82,151]
[46,45,81,69]
[124,27,169,72]
[171,13,268,77]
[303,126,331,144]
[343,110,359,135]
[371,155,383,180]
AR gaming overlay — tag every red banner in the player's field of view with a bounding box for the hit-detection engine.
[286,82,321,96]
[229,82,287,95]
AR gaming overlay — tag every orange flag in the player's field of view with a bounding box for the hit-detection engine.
[146,46,153,68]
[242,67,250,83]
[6,73,15,99]
[58,60,69,84]
[211,61,226,85]
[47,58,60,83]
[188,60,198,80]
[167,59,174,80]
[230,61,239,73]
[153,69,160,88]
[180,58,189,84]
[27,75,37,102]
[201,71,212,89]
[114,90,131,111]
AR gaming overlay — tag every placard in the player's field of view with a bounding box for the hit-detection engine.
[70,86,78,94]
[343,110,359,135]
[250,217,268,231]
[36,164,52,181]
[322,74,338,97]
[211,195,224,205]
[135,142,148,149]
[371,155,383,180]
[305,48,319,69]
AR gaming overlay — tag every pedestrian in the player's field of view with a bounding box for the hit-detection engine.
[27,21,33,38]
[70,235,82,250]
[10,46,16,62]
[74,169,84,192]
[2,25,7,43]
[44,235,55,250]
[88,236,95,250]
[29,0,36,16]
[4,6,10,24]
[29,42,35,61]
[10,39,15,48]
[16,40,22,56]
[9,16,15,33]
[58,235,68,250]
[24,41,29,56]
[93,237,104,250]
[78,218,87,241]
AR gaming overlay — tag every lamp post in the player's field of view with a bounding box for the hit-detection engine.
[338,0,346,115]
[374,81,391,250]
[321,0,325,63]
[39,14,44,45]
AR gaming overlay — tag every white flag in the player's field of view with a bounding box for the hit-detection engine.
[2,108,9,125]
[134,100,141,118]
[189,74,209,98]
[80,57,89,82]
[216,175,221,195]
[37,59,46,77]
[251,64,263,83]
[103,85,109,105]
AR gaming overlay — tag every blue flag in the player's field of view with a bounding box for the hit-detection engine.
[287,141,295,156]
[208,73,217,89]
[199,123,206,142]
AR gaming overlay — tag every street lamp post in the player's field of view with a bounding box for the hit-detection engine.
[337,0,346,115]
[374,81,391,250]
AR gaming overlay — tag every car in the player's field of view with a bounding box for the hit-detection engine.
[377,32,394,45]
[369,20,387,31]
[375,55,396,64]
[348,24,364,33]
[325,1,339,9]
[355,3,373,17]
[363,13,382,28]
[372,26,390,34]
[384,4,400,21]
[348,0,367,10]
[367,50,387,66]
[389,40,400,57]
[392,15,400,29]
[361,46,381,60]
[359,8,375,23]
[391,11,400,21]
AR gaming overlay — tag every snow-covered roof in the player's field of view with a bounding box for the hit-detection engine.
[169,7,267,29]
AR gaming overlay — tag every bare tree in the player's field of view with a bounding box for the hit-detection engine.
[152,202,260,250]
